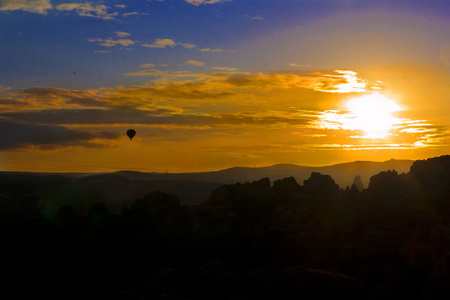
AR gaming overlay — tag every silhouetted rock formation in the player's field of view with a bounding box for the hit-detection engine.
[86,203,111,233]
[54,205,83,234]
[122,190,190,234]
[409,155,450,213]
[352,175,364,192]
[304,172,339,202]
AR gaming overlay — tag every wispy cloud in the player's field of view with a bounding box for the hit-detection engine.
[142,38,176,48]
[0,0,52,14]
[180,42,197,49]
[199,48,225,52]
[185,60,205,66]
[122,11,149,17]
[140,39,227,52]
[288,63,312,67]
[88,37,136,47]
[327,70,367,93]
[0,118,119,151]
[0,86,12,92]
[4,70,372,111]
[122,12,139,17]
[56,3,118,20]
[1,1,129,20]
[244,14,264,20]
[114,31,130,38]
[224,70,369,93]
[125,68,369,93]
[1,106,314,129]
[2,68,447,152]
[95,50,112,54]
[209,67,237,71]
[184,0,231,6]
[125,69,192,77]
[0,86,110,114]
[113,81,235,100]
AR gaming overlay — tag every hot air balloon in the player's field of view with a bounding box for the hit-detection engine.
[127,129,136,141]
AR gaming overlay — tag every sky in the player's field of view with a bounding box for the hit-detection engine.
[1,0,450,173]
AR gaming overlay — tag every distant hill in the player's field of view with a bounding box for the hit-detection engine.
[113,159,414,189]
[0,159,414,189]
[0,159,414,215]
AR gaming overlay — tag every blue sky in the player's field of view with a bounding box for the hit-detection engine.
[2,0,448,89]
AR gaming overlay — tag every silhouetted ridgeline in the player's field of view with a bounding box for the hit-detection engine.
[114,158,413,189]
[0,155,449,299]
[0,158,413,216]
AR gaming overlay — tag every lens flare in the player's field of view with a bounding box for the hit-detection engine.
[345,93,402,139]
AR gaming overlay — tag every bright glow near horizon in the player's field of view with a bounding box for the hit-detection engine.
[345,93,402,139]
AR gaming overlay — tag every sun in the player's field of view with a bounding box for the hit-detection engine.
[345,93,402,139]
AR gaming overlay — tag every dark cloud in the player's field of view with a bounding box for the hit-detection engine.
[135,84,235,100]
[226,73,275,87]
[211,113,312,127]
[1,106,313,128]
[222,71,365,93]
[124,69,369,95]
[0,118,120,151]
[0,98,28,110]
[22,87,85,98]
[21,87,107,107]
[0,98,24,105]
[1,107,177,125]
[65,97,107,107]
[6,69,368,116]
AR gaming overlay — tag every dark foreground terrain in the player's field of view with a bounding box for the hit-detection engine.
[0,155,449,299]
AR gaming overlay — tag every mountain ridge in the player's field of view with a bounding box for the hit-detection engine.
[112,158,414,188]
[0,158,415,188]
[0,157,434,216]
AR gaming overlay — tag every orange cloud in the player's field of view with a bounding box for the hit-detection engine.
[0,0,51,14]
[185,60,205,66]
[184,0,231,6]
[56,3,118,20]
[125,68,369,93]
[0,118,120,151]
[1,67,448,153]
[142,38,176,48]
[88,38,136,47]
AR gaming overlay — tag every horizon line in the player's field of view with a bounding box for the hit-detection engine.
[0,157,421,175]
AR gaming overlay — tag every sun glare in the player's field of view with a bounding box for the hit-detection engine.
[345,93,402,139]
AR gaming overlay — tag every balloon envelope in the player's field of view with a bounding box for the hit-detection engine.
[127,129,136,140]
